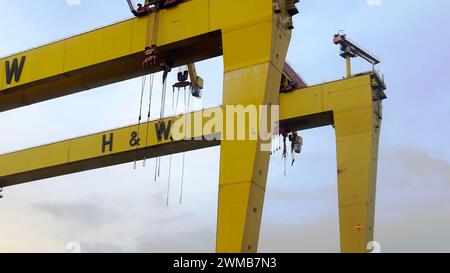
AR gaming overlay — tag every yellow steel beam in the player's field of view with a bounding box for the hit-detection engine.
[0,72,386,253]
[0,108,220,188]
[0,0,276,112]
[281,71,386,253]
[215,0,293,253]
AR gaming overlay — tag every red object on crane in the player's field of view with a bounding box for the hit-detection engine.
[283,62,307,89]
[143,45,158,68]
[280,62,307,93]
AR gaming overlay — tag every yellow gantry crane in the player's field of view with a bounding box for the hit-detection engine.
[0,0,386,253]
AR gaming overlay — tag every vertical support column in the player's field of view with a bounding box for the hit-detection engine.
[346,55,352,79]
[216,14,291,252]
[334,86,382,253]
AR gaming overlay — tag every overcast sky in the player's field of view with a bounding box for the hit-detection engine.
[0,0,449,253]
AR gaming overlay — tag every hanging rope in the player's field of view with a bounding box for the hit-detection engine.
[146,11,159,49]
[153,12,167,181]
[154,157,159,182]
[154,79,168,181]
[133,75,147,170]
[152,12,159,46]
[143,73,155,167]
[141,11,160,168]
[179,153,186,204]
[140,10,159,169]
[166,87,175,206]
[282,133,288,176]
[179,87,191,204]
[166,80,181,206]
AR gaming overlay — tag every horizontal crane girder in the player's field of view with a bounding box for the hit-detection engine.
[0,108,221,187]
[0,72,384,188]
[0,0,276,112]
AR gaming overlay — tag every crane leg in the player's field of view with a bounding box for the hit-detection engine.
[335,94,382,253]
[216,19,291,253]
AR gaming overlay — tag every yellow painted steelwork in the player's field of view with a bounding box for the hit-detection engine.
[0,0,386,253]
[0,71,386,253]
[280,72,386,253]
[216,0,296,253]
[0,0,220,112]
[346,55,352,78]
[0,108,220,187]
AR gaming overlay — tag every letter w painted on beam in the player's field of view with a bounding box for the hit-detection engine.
[5,56,26,84]
[155,120,172,141]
